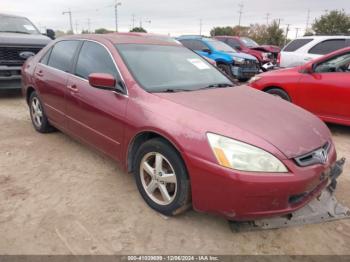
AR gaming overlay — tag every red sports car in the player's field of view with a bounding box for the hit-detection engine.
[249,47,350,127]
[22,33,343,221]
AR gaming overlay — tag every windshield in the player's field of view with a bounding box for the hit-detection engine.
[241,37,259,48]
[0,15,40,34]
[116,44,233,92]
[205,39,237,52]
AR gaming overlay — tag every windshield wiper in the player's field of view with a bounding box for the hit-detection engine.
[156,88,192,93]
[0,30,30,34]
[197,83,234,90]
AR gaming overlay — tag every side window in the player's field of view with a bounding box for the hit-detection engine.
[314,52,350,73]
[40,47,52,65]
[227,39,241,49]
[179,40,208,51]
[179,40,197,50]
[309,39,348,55]
[48,40,80,72]
[283,39,313,52]
[75,41,118,80]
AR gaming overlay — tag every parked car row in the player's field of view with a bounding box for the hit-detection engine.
[177,35,261,81]
[21,33,346,222]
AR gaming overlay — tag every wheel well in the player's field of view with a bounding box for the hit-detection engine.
[263,86,284,93]
[26,86,36,105]
[127,132,182,173]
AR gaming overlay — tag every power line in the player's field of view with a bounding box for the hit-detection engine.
[62,9,73,33]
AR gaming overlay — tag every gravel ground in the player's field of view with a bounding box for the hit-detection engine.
[0,89,350,255]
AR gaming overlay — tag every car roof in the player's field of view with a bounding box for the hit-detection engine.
[0,13,27,19]
[294,35,350,40]
[59,33,182,46]
[177,35,212,40]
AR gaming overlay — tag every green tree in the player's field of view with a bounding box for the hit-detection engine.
[312,9,350,35]
[264,20,285,46]
[232,25,250,36]
[247,23,268,44]
[95,28,113,34]
[130,27,147,33]
[210,26,234,36]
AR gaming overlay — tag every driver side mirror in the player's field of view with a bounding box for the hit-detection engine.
[89,73,116,90]
[45,29,56,40]
[202,48,212,54]
[303,63,314,74]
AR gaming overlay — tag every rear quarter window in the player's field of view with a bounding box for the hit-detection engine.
[308,39,349,55]
[283,39,313,52]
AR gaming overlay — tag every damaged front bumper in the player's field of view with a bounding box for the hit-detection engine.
[230,158,349,232]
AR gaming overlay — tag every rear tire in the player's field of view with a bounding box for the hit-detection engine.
[265,88,291,102]
[29,91,55,133]
[134,138,191,216]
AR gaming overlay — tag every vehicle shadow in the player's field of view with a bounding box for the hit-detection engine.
[327,123,350,135]
[0,89,23,99]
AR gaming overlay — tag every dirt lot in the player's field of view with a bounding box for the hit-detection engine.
[0,89,350,255]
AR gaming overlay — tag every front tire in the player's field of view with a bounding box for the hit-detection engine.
[134,138,191,216]
[29,91,55,133]
[265,88,291,102]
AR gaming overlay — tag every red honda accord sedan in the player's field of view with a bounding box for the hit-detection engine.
[249,47,350,127]
[22,33,340,221]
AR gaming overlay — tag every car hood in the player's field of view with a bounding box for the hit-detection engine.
[0,32,51,46]
[227,51,258,61]
[155,86,331,158]
[252,45,281,53]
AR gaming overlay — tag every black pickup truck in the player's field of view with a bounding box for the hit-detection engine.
[0,13,54,89]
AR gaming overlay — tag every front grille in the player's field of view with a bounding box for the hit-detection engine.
[0,46,42,66]
[294,142,331,167]
[241,60,259,69]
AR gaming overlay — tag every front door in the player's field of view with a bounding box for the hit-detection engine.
[65,40,128,161]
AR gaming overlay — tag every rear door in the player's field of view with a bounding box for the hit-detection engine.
[65,40,128,161]
[297,51,350,123]
[33,40,80,127]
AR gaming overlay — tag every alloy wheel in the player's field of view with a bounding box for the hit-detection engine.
[31,97,43,128]
[139,152,178,206]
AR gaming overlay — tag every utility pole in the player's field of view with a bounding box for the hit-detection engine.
[132,14,136,29]
[199,19,202,35]
[62,9,73,34]
[238,2,244,27]
[87,18,91,33]
[295,27,301,38]
[75,20,79,34]
[114,1,122,32]
[265,13,270,25]
[305,8,310,32]
[285,24,291,45]
[237,1,244,35]
[277,18,283,28]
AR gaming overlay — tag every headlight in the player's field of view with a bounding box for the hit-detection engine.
[248,75,262,83]
[207,133,288,173]
[233,57,245,64]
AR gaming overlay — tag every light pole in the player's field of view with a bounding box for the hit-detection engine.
[114,1,122,32]
[62,9,73,34]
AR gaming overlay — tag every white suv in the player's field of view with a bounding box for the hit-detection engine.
[279,36,350,68]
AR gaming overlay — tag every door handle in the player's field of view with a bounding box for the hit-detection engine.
[67,84,78,92]
[36,70,43,77]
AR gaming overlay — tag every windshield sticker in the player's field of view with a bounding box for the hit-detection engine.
[187,58,210,70]
[23,24,35,30]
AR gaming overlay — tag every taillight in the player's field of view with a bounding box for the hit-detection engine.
[277,53,281,66]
